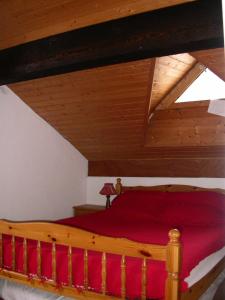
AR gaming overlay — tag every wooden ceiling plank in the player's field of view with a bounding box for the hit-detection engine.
[84,145,225,160]
[145,107,225,147]
[0,0,196,50]
[1,0,223,85]
[150,53,196,110]
[88,159,225,177]
[153,106,208,120]
[155,62,206,111]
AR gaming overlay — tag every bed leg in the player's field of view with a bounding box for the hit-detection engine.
[165,229,181,300]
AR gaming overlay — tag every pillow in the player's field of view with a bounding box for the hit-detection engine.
[111,190,166,217]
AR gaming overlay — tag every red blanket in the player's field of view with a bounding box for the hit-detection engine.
[3,190,225,299]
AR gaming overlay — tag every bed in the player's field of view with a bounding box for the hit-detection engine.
[0,178,224,300]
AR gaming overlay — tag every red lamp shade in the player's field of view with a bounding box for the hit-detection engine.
[99,183,117,196]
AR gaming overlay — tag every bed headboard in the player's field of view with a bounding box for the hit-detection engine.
[115,178,225,195]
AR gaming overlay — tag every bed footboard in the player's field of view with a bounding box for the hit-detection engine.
[0,220,181,300]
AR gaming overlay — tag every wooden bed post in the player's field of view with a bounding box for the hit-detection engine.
[115,178,122,194]
[166,229,181,300]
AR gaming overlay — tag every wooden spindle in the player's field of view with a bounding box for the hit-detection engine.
[0,234,2,268]
[23,238,27,274]
[12,235,15,271]
[165,229,181,300]
[84,249,88,290]
[68,246,72,286]
[121,255,126,299]
[141,258,147,300]
[52,242,56,282]
[37,240,41,278]
[101,252,106,294]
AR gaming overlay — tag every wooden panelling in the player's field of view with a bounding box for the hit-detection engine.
[191,48,225,82]
[146,107,225,147]
[9,57,225,163]
[71,146,225,161]
[9,60,151,160]
[155,62,205,110]
[151,54,196,111]
[88,159,225,177]
[0,0,195,50]
[0,1,223,85]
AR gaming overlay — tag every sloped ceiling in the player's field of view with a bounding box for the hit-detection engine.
[151,54,196,111]
[2,0,225,177]
[0,0,194,50]
[191,48,225,82]
[9,50,225,163]
[9,59,152,160]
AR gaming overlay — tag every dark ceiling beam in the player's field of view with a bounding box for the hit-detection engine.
[0,0,223,85]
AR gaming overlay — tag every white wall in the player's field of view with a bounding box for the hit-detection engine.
[87,177,225,205]
[0,86,88,221]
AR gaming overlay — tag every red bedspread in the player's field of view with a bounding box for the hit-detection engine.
[3,190,225,299]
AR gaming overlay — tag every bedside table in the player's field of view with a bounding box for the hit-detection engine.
[73,204,105,216]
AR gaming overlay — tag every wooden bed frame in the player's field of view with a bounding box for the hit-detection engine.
[115,178,225,300]
[0,178,224,300]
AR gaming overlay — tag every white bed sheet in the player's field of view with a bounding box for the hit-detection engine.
[185,245,225,287]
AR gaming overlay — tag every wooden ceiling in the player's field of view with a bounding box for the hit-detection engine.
[9,59,152,160]
[0,0,195,50]
[191,48,225,82]
[146,105,225,147]
[2,0,225,177]
[9,49,225,163]
[150,54,196,111]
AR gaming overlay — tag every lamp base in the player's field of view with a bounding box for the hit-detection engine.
[106,195,111,209]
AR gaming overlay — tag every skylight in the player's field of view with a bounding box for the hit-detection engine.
[176,68,225,102]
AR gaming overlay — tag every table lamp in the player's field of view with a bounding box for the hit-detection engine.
[99,183,117,208]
